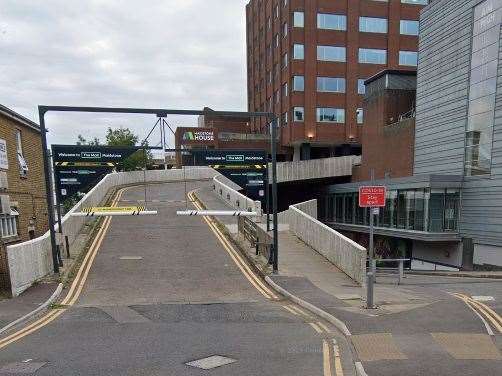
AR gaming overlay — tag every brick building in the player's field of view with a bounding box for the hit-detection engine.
[246,0,427,161]
[175,108,273,167]
[352,69,416,182]
[0,105,48,243]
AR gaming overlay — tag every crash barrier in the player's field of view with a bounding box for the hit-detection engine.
[238,216,273,263]
[371,258,410,285]
[6,167,218,297]
[286,199,367,285]
[212,174,262,220]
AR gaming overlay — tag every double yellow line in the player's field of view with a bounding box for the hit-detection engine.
[187,190,279,300]
[452,293,502,334]
[189,189,343,376]
[0,188,125,350]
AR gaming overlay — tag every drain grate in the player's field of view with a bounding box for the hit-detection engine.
[185,355,237,370]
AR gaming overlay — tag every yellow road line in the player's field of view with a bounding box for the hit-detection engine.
[200,208,279,300]
[188,190,279,300]
[0,188,124,350]
[323,339,332,376]
[453,293,502,334]
[317,321,331,333]
[333,341,344,376]
[310,322,323,334]
[283,305,299,316]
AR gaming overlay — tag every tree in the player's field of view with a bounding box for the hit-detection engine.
[105,127,152,171]
[76,134,100,146]
[76,127,151,171]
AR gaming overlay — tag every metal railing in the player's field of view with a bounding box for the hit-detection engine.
[369,258,410,285]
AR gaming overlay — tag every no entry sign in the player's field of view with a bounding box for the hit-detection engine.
[359,186,386,207]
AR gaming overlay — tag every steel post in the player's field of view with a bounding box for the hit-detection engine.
[39,108,60,274]
[270,117,279,273]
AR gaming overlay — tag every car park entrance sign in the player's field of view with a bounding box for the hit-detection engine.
[359,186,386,208]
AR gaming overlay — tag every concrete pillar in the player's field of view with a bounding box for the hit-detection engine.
[293,145,301,161]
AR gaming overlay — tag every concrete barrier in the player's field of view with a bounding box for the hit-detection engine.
[286,199,367,285]
[213,174,262,216]
[7,167,218,296]
[271,155,361,183]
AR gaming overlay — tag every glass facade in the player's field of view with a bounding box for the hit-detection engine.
[321,188,460,232]
[465,0,502,176]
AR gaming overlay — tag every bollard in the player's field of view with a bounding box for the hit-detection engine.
[366,271,375,309]
[398,260,404,285]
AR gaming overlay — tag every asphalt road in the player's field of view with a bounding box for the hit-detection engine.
[0,182,332,376]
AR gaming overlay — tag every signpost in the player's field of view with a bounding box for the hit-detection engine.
[359,184,386,309]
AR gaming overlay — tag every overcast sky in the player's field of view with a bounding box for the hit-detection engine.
[0,0,249,149]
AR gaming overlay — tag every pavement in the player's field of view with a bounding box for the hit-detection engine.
[0,282,59,330]
[194,185,502,376]
[0,181,346,376]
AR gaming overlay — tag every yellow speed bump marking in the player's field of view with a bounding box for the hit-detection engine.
[452,293,502,334]
[188,190,279,300]
[82,206,145,213]
[0,188,125,350]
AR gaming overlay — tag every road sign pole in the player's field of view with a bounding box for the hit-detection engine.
[366,169,375,309]
[39,107,60,274]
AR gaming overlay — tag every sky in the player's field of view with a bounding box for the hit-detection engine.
[0,0,250,149]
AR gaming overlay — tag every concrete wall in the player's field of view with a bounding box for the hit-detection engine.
[271,155,360,183]
[6,167,218,296]
[213,174,263,215]
[412,240,463,269]
[286,199,367,285]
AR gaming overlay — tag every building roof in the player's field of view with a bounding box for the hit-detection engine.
[365,69,417,86]
[0,104,41,133]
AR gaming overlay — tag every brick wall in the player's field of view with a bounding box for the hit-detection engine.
[0,113,48,244]
[353,88,415,182]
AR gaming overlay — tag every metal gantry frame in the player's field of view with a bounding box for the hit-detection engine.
[38,106,279,274]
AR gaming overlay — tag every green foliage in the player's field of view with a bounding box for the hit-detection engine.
[75,127,152,171]
[76,134,100,146]
[105,127,152,171]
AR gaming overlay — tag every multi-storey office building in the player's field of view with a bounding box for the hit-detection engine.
[246,0,428,161]
[320,0,502,270]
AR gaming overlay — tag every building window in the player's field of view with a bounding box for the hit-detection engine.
[465,0,502,176]
[275,34,279,47]
[401,0,428,4]
[358,79,366,94]
[282,111,288,126]
[293,75,304,91]
[293,44,304,59]
[317,45,346,62]
[316,108,345,123]
[15,129,28,177]
[359,17,388,33]
[293,107,305,122]
[326,188,458,233]
[276,4,280,18]
[317,13,347,31]
[399,51,418,66]
[317,77,346,93]
[0,213,18,238]
[282,52,288,68]
[358,48,387,64]
[293,11,304,28]
[356,108,364,124]
[283,82,288,96]
[400,20,419,35]
[283,22,288,37]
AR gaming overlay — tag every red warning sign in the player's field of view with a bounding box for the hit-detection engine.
[359,186,386,208]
